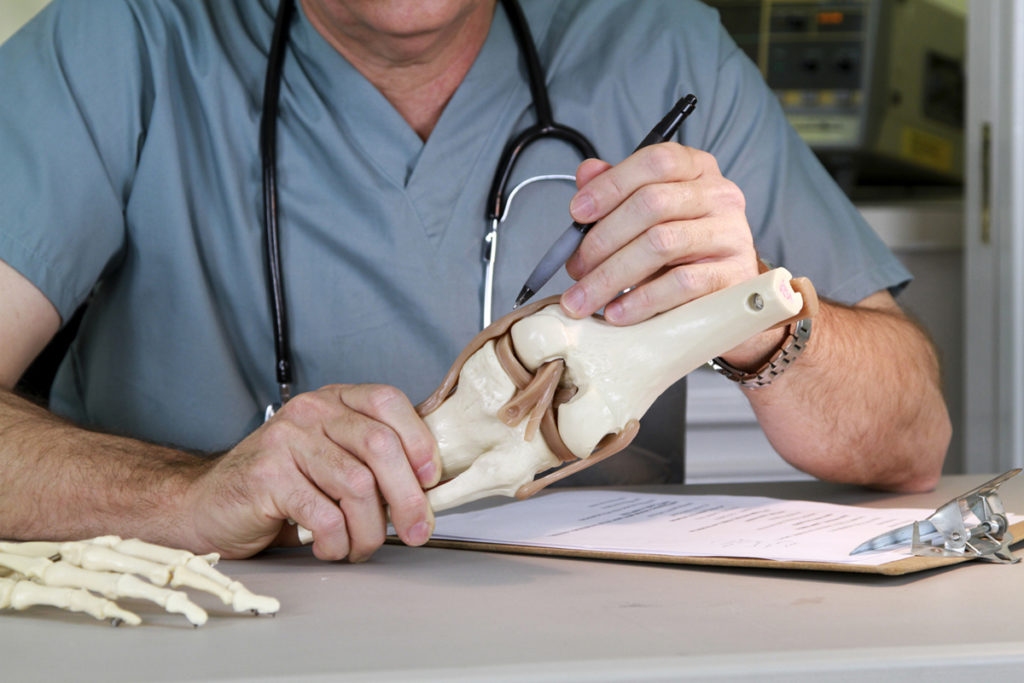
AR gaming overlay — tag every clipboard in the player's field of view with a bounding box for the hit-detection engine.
[421,519,1024,576]
[414,476,1024,576]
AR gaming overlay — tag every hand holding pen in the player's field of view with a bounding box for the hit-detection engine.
[518,93,764,330]
[515,94,697,307]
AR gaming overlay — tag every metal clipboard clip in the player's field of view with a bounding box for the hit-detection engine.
[850,468,1022,564]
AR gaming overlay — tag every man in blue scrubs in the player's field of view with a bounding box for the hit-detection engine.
[0,0,950,561]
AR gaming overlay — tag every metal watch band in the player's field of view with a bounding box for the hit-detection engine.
[708,318,812,389]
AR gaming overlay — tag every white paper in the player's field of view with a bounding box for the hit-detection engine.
[431,491,1016,566]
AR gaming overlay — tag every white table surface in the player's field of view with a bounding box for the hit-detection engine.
[3,475,1023,682]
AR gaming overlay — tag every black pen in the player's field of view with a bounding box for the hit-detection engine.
[513,93,698,308]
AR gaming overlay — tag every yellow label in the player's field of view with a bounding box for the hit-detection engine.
[901,127,953,173]
[781,90,802,108]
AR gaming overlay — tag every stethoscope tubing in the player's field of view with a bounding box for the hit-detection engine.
[260,0,597,414]
[482,173,577,328]
[261,0,296,411]
[484,0,598,221]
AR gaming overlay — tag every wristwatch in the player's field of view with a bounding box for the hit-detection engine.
[708,318,812,389]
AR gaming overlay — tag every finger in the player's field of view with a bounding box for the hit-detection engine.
[271,422,387,562]
[192,422,346,559]
[574,158,612,190]
[314,453,387,562]
[258,394,389,560]
[567,180,723,281]
[317,409,429,550]
[339,384,441,488]
[242,432,355,560]
[568,143,715,225]
[270,387,432,552]
[282,486,354,562]
[603,261,741,325]
[318,388,434,548]
[563,211,741,319]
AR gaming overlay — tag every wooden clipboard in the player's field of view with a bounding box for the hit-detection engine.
[416,520,1024,576]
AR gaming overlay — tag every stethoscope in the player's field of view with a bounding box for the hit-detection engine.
[260,0,598,418]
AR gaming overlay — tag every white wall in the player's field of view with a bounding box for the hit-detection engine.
[963,0,1024,473]
[0,0,50,45]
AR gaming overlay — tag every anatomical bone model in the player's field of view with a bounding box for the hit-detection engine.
[419,267,817,512]
[295,267,815,546]
[0,536,279,626]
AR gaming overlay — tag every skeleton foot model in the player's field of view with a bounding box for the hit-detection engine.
[0,536,279,626]
[419,268,817,512]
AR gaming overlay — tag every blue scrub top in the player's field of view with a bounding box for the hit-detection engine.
[0,0,909,456]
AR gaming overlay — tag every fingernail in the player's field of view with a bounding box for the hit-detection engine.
[562,286,585,315]
[570,193,595,222]
[417,460,437,486]
[566,253,583,278]
[407,521,431,546]
[604,300,623,322]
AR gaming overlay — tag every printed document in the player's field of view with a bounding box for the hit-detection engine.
[430,491,1002,566]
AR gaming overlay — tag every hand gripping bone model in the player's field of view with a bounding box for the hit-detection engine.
[420,266,818,512]
[293,267,816,545]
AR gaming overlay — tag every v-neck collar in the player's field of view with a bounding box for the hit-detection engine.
[289,1,558,193]
[289,1,423,186]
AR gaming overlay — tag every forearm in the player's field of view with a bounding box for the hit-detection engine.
[0,389,208,545]
[734,298,950,491]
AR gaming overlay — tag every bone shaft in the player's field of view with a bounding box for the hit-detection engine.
[111,537,198,567]
[61,543,172,585]
[633,269,803,374]
[0,541,62,558]
[5,579,141,625]
[0,551,51,579]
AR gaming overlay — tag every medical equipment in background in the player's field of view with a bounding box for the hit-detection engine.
[706,0,964,193]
